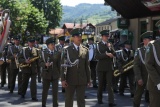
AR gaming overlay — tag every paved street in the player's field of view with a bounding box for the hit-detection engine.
[0,81,149,107]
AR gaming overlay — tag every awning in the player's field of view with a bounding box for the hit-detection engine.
[105,0,160,19]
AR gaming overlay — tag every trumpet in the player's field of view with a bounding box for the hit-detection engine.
[19,56,39,68]
[113,60,134,77]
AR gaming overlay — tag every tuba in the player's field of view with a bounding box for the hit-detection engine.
[0,9,11,53]
[113,60,134,77]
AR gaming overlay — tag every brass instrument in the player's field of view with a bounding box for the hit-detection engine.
[19,56,39,68]
[15,55,19,68]
[0,59,4,65]
[113,60,134,77]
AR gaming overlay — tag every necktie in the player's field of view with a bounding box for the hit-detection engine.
[51,52,53,55]
[77,47,79,52]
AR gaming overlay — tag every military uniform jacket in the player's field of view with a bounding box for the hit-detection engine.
[95,41,115,72]
[18,47,39,74]
[145,39,160,91]
[134,47,148,83]
[7,45,23,69]
[55,44,63,53]
[39,49,61,80]
[117,48,134,69]
[61,44,91,85]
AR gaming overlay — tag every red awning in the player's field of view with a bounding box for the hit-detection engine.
[105,0,160,19]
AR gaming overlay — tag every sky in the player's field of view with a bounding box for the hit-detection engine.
[60,0,104,6]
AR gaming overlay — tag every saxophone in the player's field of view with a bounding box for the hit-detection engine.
[19,56,39,68]
[19,47,39,68]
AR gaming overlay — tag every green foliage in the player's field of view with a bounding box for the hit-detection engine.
[29,0,62,32]
[0,0,48,35]
[61,3,116,25]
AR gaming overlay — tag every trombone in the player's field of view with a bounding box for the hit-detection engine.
[113,60,134,77]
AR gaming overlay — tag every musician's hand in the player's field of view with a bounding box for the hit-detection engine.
[45,62,50,67]
[13,54,17,58]
[87,81,92,87]
[138,79,143,86]
[62,81,68,88]
[25,59,31,64]
[106,53,114,58]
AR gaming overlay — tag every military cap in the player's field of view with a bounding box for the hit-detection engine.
[100,30,109,36]
[88,35,94,41]
[58,35,65,41]
[70,28,83,37]
[123,40,131,45]
[46,37,56,45]
[7,37,10,40]
[140,31,153,39]
[27,36,35,42]
[118,41,124,47]
[155,20,160,29]
[13,35,20,40]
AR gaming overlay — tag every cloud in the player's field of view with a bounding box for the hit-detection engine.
[61,0,104,6]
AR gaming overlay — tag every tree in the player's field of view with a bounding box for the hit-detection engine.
[30,0,63,33]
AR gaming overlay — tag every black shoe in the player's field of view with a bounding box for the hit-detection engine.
[38,80,41,83]
[10,90,13,93]
[18,92,21,95]
[93,85,98,88]
[98,101,103,104]
[109,103,116,107]
[32,98,38,101]
[119,93,124,96]
[114,90,118,93]
[42,105,46,107]
[1,84,4,87]
[62,88,65,93]
[131,94,134,98]
[21,95,25,98]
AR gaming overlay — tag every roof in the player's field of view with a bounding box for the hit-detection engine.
[49,28,64,35]
[96,18,117,26]
[105,0,160,19]
[62,23,88,29]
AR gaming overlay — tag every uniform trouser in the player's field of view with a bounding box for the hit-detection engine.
[133,84,147,107]
[42,78,58,107]
[97,71,114,103]
[119,69,135,94]
[149,90,160,107]
[1,63,10,87]
[112,75,119,91]
[37,68,41,82]
[10,69,22,92]
[65,85,86,107]
[21,73,37,98]
[90,61,97,86]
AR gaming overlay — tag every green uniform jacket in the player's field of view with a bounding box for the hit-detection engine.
[39,49,61,80]
[61,44,91,85]
[117,49,134,70]
[134,47,148,84]
[145,39,160,92]
[7,45,23,69]
[95,41,115,72]
[18,47,39,74]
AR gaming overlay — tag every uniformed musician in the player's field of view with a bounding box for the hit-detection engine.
[61,28,91,107]
[133,31,152,107]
